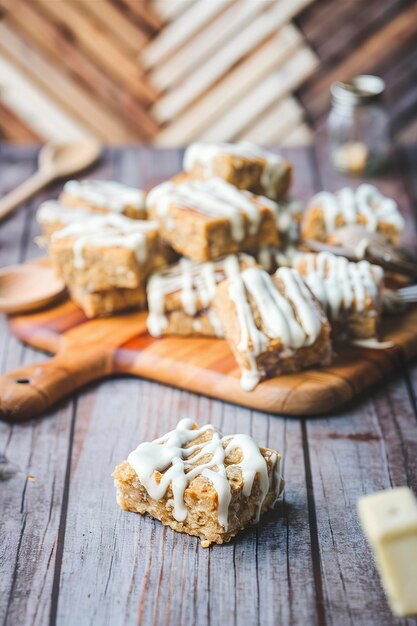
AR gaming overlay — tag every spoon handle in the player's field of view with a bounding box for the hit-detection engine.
[0,169,52,221]
[0,348,113,421]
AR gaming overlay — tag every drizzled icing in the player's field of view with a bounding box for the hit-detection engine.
[146,177,274,241]
[183,142,286,199]
[268,199,302,236]
[63,179,146,213]
[258,244,300,272]
[36,200,93,226]
[147,254,253,337]
[227,267,323,390]
[309,184,404,234]
[127,418,280,530]
[51,212,157,269]
[295,251,384,320]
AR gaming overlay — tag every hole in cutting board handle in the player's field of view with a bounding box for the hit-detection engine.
[15,378,31,384]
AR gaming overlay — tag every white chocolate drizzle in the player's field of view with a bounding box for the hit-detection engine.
[146,177,270,241]
[147,253,254,337]
[227,267,323,390]
[295,252,383,320]
[183,142,287,199]
[36,200,93,229]
[51,213,157,269]
[127,418,280,530]
[258,244,301,272]
[309,184,404,235]
[63,179,146,213]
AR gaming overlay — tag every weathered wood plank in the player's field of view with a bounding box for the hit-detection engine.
[154,25,304,145]
[120,0,165,33]
[0,54,93,142]
[200,47,318,142]
[0,101,42,143]
[142,0,229,69]
[0,24,138,142]
[77,0,149,55]
[238,98,305,143]
[0,150,74,626]
[151,0,313,124]
[4,0,159,140]
[281,123,313,146]
[149,0,266,91]
[33,0,157,105]
[151,0,194,22]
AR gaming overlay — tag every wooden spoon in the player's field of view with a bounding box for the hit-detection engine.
[0,259,66,314]
[0,140,101,222]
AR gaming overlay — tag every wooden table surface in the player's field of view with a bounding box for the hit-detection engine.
[1,144,417,626]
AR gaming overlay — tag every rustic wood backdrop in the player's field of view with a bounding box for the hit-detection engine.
[0,0,416,145]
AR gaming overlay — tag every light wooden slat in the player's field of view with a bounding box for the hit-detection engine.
[154,25,304,145]
[34,0,157,105]
[151,0,194,21]
[77,0,149,55]
[0,100,42,142]
[200,47,318,141]
[238,97,305,143]
[0,54,93,142]
[149,0,267,91]
[121,0,165,32]
[281,123,313,146]
[4,0,159,139]
[142,0,231,69]
[151,0,314,124]
[0,25,136,142]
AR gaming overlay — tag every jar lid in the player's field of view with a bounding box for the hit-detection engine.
[331,75,385,106]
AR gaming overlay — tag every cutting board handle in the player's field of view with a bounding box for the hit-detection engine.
[0,349,113,421]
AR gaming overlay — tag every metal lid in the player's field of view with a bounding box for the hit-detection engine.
[331,75,385,107]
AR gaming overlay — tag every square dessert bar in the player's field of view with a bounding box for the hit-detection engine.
[146,177,280,263]
[60,179,147,220]
[147,253,256,338]
[50,213,171,292]
[113,418,284,546]
[214,266,332,390]
[294,251,384,342]
[183,142,292,200]
[301,184,404,244]
[36,200,96,240]
[69,284,146,318]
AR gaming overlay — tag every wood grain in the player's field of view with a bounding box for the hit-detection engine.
[1,146,417,626]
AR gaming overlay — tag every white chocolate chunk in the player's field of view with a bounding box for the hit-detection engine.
[358,487,417,617]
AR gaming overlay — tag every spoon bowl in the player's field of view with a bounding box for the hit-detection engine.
[0,140,101,222]
[38,141,102,179]
[0,259,66,314]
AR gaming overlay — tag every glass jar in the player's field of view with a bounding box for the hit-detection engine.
[328,75,390,176]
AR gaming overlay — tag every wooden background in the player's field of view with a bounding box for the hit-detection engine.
[0,0,416,145]
[1,144,417,626]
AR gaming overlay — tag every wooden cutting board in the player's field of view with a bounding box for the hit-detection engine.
[1,287,417,420]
